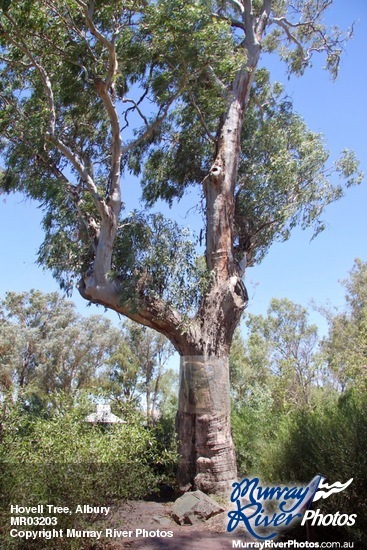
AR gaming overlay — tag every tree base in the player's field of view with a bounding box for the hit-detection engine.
[176,356,237,494]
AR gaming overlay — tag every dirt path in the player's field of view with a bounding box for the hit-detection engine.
[100,500,253,549]
[121,530,249,549]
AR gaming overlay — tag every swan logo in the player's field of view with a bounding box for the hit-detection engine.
[312,477,353,502]
[227,475,355,539]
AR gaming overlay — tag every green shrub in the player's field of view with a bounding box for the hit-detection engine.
[259,389,367,545]
[231,384,278,476]
[0,405,175,548]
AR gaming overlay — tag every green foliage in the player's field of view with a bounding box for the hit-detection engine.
[145,0,239,79]
[322,259,367,391]
[0,0,11,13]
[229,261,366,540]
[260,390,367,545]
[230,329,279,476]
[229,328,270,402]
[130,0,240,205]
[113,212,211,314]
[0,290,120,410]
[264,0,353,79]
[149,405,179,481]
[229,298,331,475]
[37,196,98,294]
[0,0,148,291]
[101,319,176,421]
[230,275,367,542]
[0,291,178,547]
[234,70,363,265]
[137,66,362,268]
[232,383,276,476]
[0,404,176,547]
[0,0,362,306]
[242,298,324,411]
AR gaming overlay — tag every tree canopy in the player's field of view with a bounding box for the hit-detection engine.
[0,0,362,336]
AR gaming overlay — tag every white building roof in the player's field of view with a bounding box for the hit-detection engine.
[85,404,126,424]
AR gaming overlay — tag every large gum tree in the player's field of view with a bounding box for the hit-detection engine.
[0,0,362,492]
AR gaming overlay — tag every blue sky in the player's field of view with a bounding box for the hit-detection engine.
[0,0,366,336]
[248,0,367,333]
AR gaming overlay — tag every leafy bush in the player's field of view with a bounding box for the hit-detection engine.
[0,405,176,548]
[259,389,367,545]
[231,384,277,476]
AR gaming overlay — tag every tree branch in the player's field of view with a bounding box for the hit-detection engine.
[93,78,122,216]
[77,0,118,89]
[202,65,229,96]
[122,97,149,127]
[2,114,100,251]
[34,152,101,250]
[46,135,108,218]
[227,0,245,14]
[212,12,245,31]
[270,17,308,61]
[78,277,193,354]
[0,16,56,136]
[188,93,216,143]
[243,0,256,44]
[269,9,353,77]
[76,0,122,215]
[255,0,272,39]
[1,12,109,221]
[121,86,184,155]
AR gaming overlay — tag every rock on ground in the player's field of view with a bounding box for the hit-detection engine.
[171,490,225,526]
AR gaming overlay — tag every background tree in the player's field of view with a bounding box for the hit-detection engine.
[229,299,328,475]
[244,298,324,410]
[229,326,270,403]
[322,259,367,392]
[0,0,362,491]
[0,290,119,411]
[229,329,275,475]
[102,320,175,422]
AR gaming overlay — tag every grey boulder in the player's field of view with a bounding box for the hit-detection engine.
[171,490,225,525]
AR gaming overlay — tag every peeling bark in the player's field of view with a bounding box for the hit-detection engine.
[176,356,236,493]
